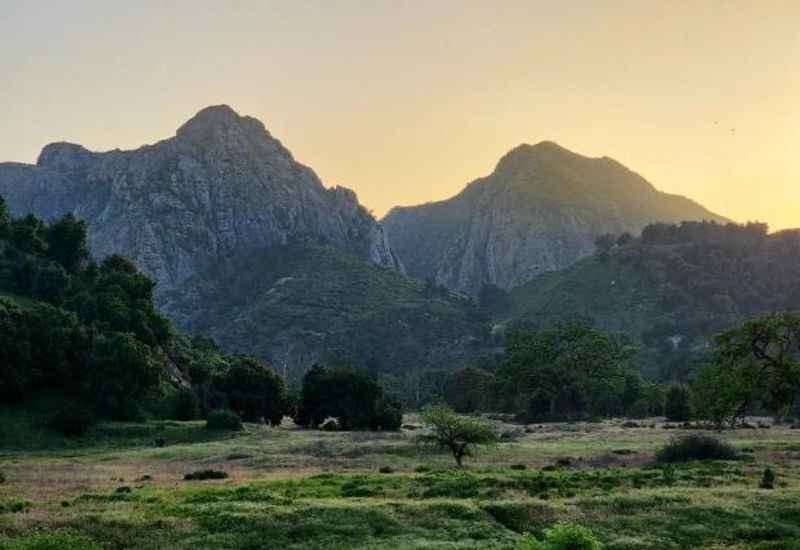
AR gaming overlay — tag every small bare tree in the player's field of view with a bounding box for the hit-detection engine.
[419,404,499,467]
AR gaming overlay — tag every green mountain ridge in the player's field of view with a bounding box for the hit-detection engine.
[498,221,800,379]
[162,242,492,389]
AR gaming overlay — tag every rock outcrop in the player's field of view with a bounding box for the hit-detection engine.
[382,141,726,295]
[0,105,402,297]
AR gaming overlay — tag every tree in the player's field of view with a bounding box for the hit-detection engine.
[692,312,800,426]
[443,367,494,413]
[498,322,634,420]
[295,365,402,430]
[213,356,287,425]
[87,332,160,420]
[46,214,89,273]
[419,404,499,467]
[0,299,32,400]
[622,372,643,416]
[665,385,692,421]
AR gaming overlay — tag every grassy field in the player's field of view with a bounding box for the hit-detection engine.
[2,410,800,549]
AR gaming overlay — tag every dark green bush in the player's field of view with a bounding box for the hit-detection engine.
[760,466,775,489]
[0,471,5,483]
[656,434,739,463]
[184,469,229,481]
[205,409,243,431]
[47,404,93,436]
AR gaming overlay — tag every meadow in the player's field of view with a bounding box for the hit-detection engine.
[2,409,800,549]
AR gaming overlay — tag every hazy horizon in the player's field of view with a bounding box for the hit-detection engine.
[2,0,798,228]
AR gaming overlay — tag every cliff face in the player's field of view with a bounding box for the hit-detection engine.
[0,105,402,297]
[383,141,726,295]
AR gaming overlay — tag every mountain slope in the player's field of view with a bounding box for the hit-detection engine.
[499,221,800,379]
[0,105,401,297]
[161,243,489,385]
[383,141,726,295]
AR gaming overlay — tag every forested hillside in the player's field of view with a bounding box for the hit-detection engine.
[496,221,800,379]
[162,242,493,389]
[0,196,294,428]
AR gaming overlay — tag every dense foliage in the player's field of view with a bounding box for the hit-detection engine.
[439,322,652,421]
[295,365,402,430]
[501,220,800,381]
[692,311,800,426]
[0,200,290,426]
[211,356,287,425]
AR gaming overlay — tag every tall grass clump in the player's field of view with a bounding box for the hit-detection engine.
[656,434,739,463]
[519,523,602,549]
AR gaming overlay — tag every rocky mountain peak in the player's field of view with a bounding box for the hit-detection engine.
[383,142,727,295]
[0,105,402,296]
[493,141,590,177]
[36,142,94,173]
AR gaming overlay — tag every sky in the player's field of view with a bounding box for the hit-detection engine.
[1,1,799,229]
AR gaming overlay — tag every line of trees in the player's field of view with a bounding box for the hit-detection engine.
[437,312,800,427]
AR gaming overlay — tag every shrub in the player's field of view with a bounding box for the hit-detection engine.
[379,466,394,474]
[656,434,739,463]
[760,466,775,489]
[47,404,93,436]
[172,387,200,421]
[519,523,602,549]
[205,409,243,431]
[0,471,5,483]
[184,469,229,481]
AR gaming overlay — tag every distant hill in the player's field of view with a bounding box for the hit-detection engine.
[162,242,490,386]
[495,221,800,379]
[383,141,727,295]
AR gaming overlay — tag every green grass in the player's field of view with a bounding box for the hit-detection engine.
[2,413,800,548]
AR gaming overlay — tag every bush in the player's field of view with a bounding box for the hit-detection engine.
[184,469,229,481]
[655,434,740,463]
[760,466,775,489]
[205,409,243,431]
[47,404,93,436]
[172,388,200,421]
[519,523,602,549]
[0,471,5,483]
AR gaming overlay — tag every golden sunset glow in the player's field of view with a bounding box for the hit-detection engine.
[2,1,798,228]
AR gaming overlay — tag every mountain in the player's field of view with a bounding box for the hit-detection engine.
[495,220,800,380]
[382,141,727,295]
[0,105,402,297]
[0,106,491,389]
